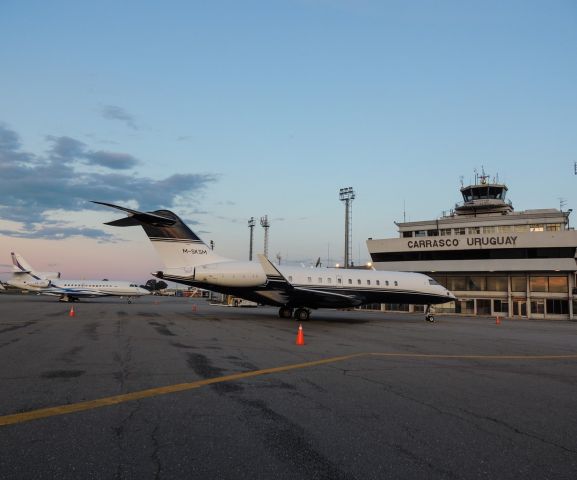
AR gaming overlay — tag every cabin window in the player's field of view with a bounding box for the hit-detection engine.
[440,229,452,236]
[337,278,342,284]
[385,280,389,286]
[348,279,352,285]
[288,276,293,282]
[307,276,312,283]
[546,224,561,231]
[376,280,380,286]
[468,227,480,234]
[498,225,512,233]
[483,226,496,234]
[454,228,466,235]
[394,281,398,286]
[327,278,332,284]
[367,280,371,286]
[357,279,361,285]
[318,277,323,284]
[529,224,544,232]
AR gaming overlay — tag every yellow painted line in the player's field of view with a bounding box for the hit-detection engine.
[369,353,577,360]
[0,353,365,427]
[1,351,576,427]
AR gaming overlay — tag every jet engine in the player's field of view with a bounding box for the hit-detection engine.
[193,261,267,287]
[36,272,61,279]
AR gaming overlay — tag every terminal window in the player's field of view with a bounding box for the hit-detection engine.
[486,276,508,292]
[548,277,568,293]
[530,276,547,292]
[511,276,527,292]
[547,299,569,314]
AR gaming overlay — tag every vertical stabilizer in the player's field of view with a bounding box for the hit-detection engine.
[93,202,230,270]
[11,252,40,278]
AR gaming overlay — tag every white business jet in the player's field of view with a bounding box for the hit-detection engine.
[7,252,150,303]
[94,201,455,321]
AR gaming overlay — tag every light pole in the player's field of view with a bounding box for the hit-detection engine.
[339,187,355,268]
[248,217,255,260]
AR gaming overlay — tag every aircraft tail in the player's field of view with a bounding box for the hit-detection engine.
[11,252,41,279]
[93,201,230,270]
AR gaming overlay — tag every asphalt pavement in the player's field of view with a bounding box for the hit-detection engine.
[1,294,576,479]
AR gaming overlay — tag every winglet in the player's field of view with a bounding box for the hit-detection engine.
[257,254,292,287]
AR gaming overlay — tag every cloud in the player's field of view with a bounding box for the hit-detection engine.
[84,151,139,169]
[45,135,139,169]
[0,226,115,241]
[100,105,138,130]
[0,122,218,239]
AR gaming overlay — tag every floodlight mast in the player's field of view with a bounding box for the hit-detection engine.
[248,217,255,261]
[260,215,270,258]
[339,187,355,268]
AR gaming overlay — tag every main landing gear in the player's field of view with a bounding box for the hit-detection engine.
[425,304,435,323]
[278,307,310,321]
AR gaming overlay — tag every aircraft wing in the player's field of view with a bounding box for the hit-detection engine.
[257,255,362,308]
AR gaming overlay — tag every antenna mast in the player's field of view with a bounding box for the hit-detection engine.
[260,215,270,258]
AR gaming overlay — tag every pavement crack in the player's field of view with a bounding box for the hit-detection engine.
[459,408,577,455]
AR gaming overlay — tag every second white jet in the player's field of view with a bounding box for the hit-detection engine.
[6,252,150,302]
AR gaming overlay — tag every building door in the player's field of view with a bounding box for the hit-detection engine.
[476,299,491,315]
[512,300,527,317]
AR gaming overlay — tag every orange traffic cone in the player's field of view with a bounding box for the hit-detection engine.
[496,316,501,325]
[295,324,305,345]
[69,306,75,317]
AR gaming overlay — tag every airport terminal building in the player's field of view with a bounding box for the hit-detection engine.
[367,174,577,320]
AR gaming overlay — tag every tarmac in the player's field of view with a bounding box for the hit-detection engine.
[1,294,576,479]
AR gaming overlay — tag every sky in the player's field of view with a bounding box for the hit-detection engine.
[1,0,576,282]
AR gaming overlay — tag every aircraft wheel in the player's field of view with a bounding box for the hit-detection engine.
[279,307,293,318]
[294,308,310,321]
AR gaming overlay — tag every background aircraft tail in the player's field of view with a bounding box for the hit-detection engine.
[93,201,230,270]
[11,252,39,278]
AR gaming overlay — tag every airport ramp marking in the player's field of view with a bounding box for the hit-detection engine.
[1,352,577,427]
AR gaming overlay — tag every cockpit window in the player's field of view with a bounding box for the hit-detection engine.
[428,279,440,286]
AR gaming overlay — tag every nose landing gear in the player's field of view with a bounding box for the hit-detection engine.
[425,304,435,322]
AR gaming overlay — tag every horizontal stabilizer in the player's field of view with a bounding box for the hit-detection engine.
[91,201,176,227]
